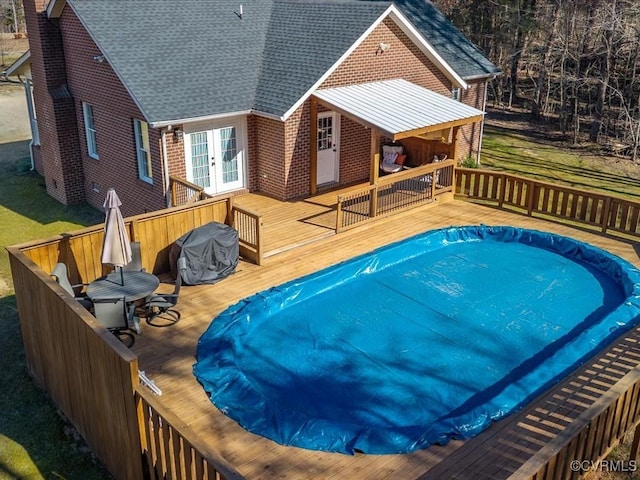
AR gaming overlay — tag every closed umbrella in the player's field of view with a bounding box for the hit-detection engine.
[100,189,132,285]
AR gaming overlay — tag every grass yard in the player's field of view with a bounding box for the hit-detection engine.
[480,110,640,202]
[0,156,110,480]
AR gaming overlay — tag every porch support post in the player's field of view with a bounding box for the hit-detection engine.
[310,96,318,195]
[451,126,460,188]
[370,129,379,217]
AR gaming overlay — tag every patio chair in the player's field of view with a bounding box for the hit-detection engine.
[122,241,144,272]
[93,297,137,347]
[142,256,187,327]
[50,262,93,310]
[379,144,406,174]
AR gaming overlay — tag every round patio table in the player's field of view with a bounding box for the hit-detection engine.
[87,270,159,302]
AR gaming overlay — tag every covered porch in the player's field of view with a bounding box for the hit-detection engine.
[309,79,484,197]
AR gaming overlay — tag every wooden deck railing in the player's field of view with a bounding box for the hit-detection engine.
[168,178,263,265]
[169,176,212,206]
[511,364,640,480]
[6,197,241,480]
[336,160,454,232]
[136,386,244,480]
[232,205,263,265]
[7,250,144,480]
[455,168,640,238]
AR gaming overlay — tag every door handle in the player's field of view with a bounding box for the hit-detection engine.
[211,157,215,166]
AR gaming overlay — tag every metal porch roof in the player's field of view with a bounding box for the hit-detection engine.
[313,79,484,140]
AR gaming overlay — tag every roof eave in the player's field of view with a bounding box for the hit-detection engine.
[149,109,281,129]
[47,0,66,18]
[4,50,31,78]
[463,71,503,82]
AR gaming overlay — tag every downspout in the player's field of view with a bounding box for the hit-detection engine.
[161,129,171,207]
[23,77,36,171]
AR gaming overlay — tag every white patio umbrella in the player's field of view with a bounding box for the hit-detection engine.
[100,188,132,285]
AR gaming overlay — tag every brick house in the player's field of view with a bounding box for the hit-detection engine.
[24,0,499,217]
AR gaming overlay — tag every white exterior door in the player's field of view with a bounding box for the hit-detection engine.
[184,119,246,195]
[316,112,339,185]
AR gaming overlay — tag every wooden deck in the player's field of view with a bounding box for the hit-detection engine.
[131,192,640,480]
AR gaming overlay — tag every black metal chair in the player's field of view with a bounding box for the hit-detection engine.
[142,256,187,327]
[93,297,137,347]
[50,262,93,310]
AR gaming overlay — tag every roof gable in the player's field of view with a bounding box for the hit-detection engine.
[54,0,498,125]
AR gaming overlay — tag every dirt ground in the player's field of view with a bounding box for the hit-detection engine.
[0,81,31,168]
[0,32,29,70]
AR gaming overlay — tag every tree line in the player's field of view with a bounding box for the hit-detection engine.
[434,0,640,162]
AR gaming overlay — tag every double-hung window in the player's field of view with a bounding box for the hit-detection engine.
[83,102,99,159]
[133,119,152,183]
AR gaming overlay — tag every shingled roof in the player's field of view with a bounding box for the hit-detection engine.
[62,0,498,125]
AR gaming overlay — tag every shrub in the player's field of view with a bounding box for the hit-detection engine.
[459,155,478,168]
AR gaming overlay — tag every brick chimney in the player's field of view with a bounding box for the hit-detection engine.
[23,0,85,205]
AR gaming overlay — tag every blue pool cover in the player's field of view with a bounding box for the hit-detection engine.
[193,226,640,454]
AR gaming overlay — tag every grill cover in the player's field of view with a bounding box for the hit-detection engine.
[170,222,238,285]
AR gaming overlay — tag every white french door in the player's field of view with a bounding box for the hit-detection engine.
[316,112,339,185]
[184,119,245,195]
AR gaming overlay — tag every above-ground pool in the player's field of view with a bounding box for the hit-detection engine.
[194,225,640,455]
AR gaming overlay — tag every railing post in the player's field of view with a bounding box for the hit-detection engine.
[370,185,378,218]
[255,216,264,265]
[630,423,640,463]
[170,179,177,207]
[601,197,612,234]
[335,196,344,233]
[498,173,507,208]
[526,181,536,216]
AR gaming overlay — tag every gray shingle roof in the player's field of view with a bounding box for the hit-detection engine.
[67,0,497,125]
[390,0,501,80]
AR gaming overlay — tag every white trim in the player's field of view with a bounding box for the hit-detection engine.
[182,116,248,195]
[282,4,467,121]
[150,110,254,129]
[134,119,153,184]
[82,102,99,159]
[316,111,340,185]
[4,50,31,78]
[46,0,66,18]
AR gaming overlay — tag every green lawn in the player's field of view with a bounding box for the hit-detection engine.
[0,157,110,480]
[480,124,640,201]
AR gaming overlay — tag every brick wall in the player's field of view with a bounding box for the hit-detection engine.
[165,129,185,181]
[23,0,85,205]
[59,7,166,216]
[457,81,487,162]
[254,116,286,200]
[273,16,475,199]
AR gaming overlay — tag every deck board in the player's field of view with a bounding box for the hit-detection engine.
[132,192,640,479]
